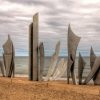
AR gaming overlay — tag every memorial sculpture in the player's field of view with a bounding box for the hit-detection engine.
[74,73,78,85]
[38,42,44,81]
[0,60,5,76]
[3,35,15,77]
[52,59,65,80]
[29,13,39,81]
[67,25,81,84]
[90,46,96,82]
[52,59,67,80]
[0,12,99,86]
[45,41,60,81]
[83,57,100,85]
[27,13,100,85]
[90,46,96,69]
[78,53,85,85]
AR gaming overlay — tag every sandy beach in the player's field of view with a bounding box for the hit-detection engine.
[0,77,99,100]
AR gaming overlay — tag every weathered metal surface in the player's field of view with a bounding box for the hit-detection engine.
[78,53,85,85]
[45,41,60,81]
[3,35,15,77]
[29,22,33,80]
[90,46,96,69]
[3,55,12,76]
[52,59,65,80]
[8,46,15,77]
[38,42,44,81]
[67,24,81,84]
[83,57,100,85]
[90,46,97,82]
[3,35,13,54]
[0,60,5,76]
[29,13,39,81]
[94,68,100,85]
[32,13,39,81]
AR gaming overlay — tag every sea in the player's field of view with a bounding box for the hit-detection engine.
[0,56,91,78]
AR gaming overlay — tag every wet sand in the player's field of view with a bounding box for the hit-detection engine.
[0,77,100,100]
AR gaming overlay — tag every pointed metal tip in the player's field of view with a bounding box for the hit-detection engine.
[29,22,33,26]
[79,52,81,56]
[39,42,43,46]
[35,12,39,15]
[8,34,11,40]
[68,24,71,29]
[90,46,95,54]
[79,52,82,58]
[58,40,60,44]
[68,24,81,40]
[33,13,39,17]
[91,46,93,50]
[90,46,95,55]
[68,24,72,35]
[8,34,10,38]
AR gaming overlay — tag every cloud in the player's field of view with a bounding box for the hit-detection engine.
[0,0,100,56]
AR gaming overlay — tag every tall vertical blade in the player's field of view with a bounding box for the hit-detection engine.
[78,53,85,84]
[83,57,100,84]
[90,46,96,69]
[29,22,33,80]
[38,42,44,81]
[29,13,39,81]
[67,24,81,84]
[46,41,60,81]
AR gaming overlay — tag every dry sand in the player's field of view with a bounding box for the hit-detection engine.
[0,77,100,100]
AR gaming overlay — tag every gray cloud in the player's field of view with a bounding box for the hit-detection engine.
[0,0,100,56]
[5,0,55,8]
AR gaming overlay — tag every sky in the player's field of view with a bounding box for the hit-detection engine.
[0,0,100,56]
